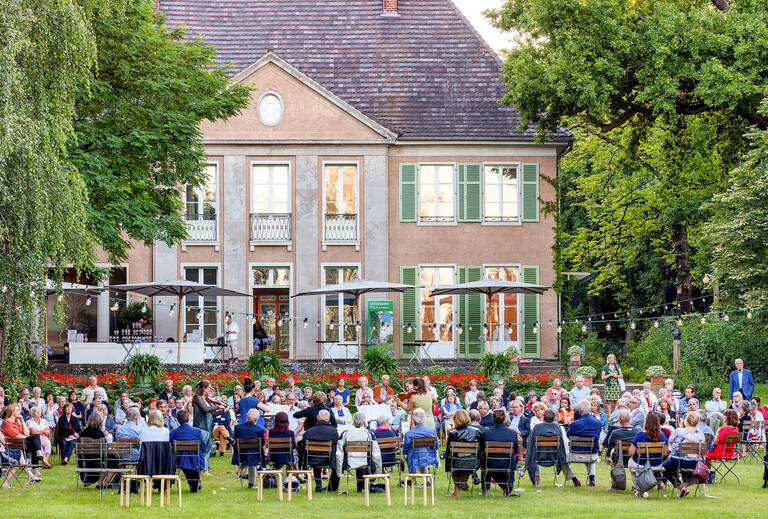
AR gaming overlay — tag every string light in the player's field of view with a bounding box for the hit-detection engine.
[317,319,321,328]
[406,323,413,334]
[303,317,308,328]
[724,313,729,322]
[110,301,120,312]
[482,324,488,335]
[630,321,636,330]
[747,310,753,319]
[653,320,659,328]
[85,297,92,306]
[195,311,201,320]
[30,290,35,298]
[432,323,438,334]
[169,304,175,316]
[457,325,464,335]
[141,303,148,313]
[532,322,538,335]
[581,323,587,333]
[556,325,562,334]
[605,323,611,331]
[355,321,361,330]
[277,318,282,328]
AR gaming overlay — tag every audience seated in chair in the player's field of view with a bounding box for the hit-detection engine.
[402,409,439,474]
[479,409,518,496]
[169,410,204,492]
[232,408,266,488]
[567,400,602,487]
[301,409,340,492]
[336,412,382,493]
[445,409,481,498]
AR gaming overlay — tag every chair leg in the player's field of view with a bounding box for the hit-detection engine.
[307,472,313,501]
[364,478,370,507]
[178,478,182,507]
[422,478,427,506]
[430,477,435,505]
[276,475,283,501]
[257,473,263,502]
[384,477,391,507]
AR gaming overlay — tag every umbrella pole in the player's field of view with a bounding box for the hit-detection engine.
[177,294,183,364]
[487,297,492,354]
[356,293,361,359]
[44,295,48,347]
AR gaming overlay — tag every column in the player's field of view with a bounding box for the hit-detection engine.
[294,153,319,359]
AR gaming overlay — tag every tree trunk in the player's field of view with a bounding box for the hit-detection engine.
[659,258,677,316]
[587,296,599,332]
[671,224,693,314]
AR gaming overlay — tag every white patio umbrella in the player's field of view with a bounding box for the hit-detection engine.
[429,279,550,353]
[291,278,413,357]
[108,280,252,362]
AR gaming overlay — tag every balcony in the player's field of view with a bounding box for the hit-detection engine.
[250,213,291,242]
[184,213,217,242]
[324,213,358,242]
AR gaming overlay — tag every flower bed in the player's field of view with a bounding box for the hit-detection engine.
[11,369,567,402]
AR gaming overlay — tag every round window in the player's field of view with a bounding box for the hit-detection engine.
[258,92,284,126]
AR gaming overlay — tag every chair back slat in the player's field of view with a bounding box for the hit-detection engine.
[449,442,479,455]
[412,437,437,449]
[635,442,665,454]
[236,438,263,450]
[267,437,293,450]
[535,436,560,448]
[173,440,201,452]
[677,442,703,455]
[345,441,372,454]
[306,440,333,452]
[376,437,399,450]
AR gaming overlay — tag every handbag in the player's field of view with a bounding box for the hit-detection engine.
[634,444,657,493]
[618,377,626,392]
[693,446,709,481]
[610,445,626,490]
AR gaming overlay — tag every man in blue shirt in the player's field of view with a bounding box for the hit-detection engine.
[729,359,755,401]
[402,409,439,473]
[169,410,204,492]
[233,409,266,488]
[567,400,602,486]
[115,407,142,460]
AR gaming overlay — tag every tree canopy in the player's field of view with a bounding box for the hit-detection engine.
[69,0,251,262]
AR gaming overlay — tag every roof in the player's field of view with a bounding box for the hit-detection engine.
[159,0,571,142]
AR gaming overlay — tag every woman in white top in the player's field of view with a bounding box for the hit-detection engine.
[26,406,51,466]
[332,395,352,426]
[42,393,58,428]
[464,380,479,408]
[139,410,169,442]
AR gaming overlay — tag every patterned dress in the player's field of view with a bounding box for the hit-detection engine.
[602,363,621,401]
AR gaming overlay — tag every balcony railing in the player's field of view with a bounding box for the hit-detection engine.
[250,213,291,241]
[324,213,358,241]
[184,213,217,241]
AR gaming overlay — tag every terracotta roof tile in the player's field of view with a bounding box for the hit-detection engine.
[158,0,570,141]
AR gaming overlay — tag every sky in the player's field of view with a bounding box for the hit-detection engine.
[453,0,514,53]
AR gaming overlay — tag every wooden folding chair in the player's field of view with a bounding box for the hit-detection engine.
[446,441,479,494]
[532,436,561,486]
[482,441,516,495]
[676,442,706,496]
[305,440,335,493]
[710,433,741,484]
[73,440,106,501]
[342,440,373,494]
[235,438,265,490]
[410,436,439,475]
[635,441,667,497]
[376,436,403,486]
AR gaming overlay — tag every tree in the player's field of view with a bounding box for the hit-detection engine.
[704,101,768,308]
[68,0,251,262]
[0,0,103,382]
[488,0,765,310]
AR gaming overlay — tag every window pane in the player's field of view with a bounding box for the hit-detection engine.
[275,268,290,285]
[438,165,453,184]
[185,268,199,283]
[421,268,435,286]
[325,268,338,285]
[420,165,435,185]
[342,166,356,184]
[273,166,289,185]
[253,269,268,286]
[485,184,500,204]
[342,268,358,282]
[203,268,216,285]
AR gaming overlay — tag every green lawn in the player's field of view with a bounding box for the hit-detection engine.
[5,449,766,519]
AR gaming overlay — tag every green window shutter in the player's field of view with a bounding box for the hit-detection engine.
[399,163,417,222]
[458,266,483,358]
[399,266,417,354]
[521,163,539,222]
[521,265,540,358]
[457,164,481,222]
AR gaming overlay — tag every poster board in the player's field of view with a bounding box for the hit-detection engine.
[367,300,394,348]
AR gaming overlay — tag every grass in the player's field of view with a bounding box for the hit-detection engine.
[5,449,767,519]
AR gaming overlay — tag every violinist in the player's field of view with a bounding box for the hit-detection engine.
[193,380,228,475]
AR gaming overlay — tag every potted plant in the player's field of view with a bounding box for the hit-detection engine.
[246,350,283,380]
[360,345,400,380]
[567,345,582,362]
[124,352,163,387]
[574,365,597,385]
[645,365,666,385]
[476,352,513,381]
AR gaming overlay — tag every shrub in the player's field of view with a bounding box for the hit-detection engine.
[245,351,283,377]
[574,365,597,378]
[476,352,513,379]
[123,353,163,383]
[567,345,583,356]
[360,346,400,381]
[645,365,666,377]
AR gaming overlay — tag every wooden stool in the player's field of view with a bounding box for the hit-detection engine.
[403,473,434,506]
[363,474,391,507]
[286,469,313,502]
[151,475,182,507]
[256,470,284,502]
[120,475,151,507]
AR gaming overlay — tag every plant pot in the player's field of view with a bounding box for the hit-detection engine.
[583,377,593,385]
[570,354,581,362]
[650,375,663,385]
[133,375,153,387]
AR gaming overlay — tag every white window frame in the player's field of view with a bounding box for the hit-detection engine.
[181,263,222,342]
[257,90,285,127]
[482,263,523,347]
[417,264,457,343]
[416,162,457,226]
[250,161,292,214]
[321,161,360,249]
[321,262,361,343]
[181,161,220,249]
[249,161,292,250]
[482,162,522,226]
[249,262,293,358]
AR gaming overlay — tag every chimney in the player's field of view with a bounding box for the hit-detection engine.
[382,0,398,15]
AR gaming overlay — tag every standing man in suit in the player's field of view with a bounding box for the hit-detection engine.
[300,410,340,492]
[480,409,518,496]
[729,358,755,401]
[169,410,204,492]
[233,409,267,488]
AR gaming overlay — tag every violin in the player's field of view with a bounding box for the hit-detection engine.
[396,390,414,401]
[205,387,229,408]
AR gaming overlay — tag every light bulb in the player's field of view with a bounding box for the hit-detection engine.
[57,294,63,302]
[548,320,553,326]
[407,324,412,334]
[356,321,361,330]
[110,301,119,312]
[141,303,147,313]
[30,290,35,298]
[653,320,659,328]
[469,326,473,331]
[277,318,282,328]
[303,317,308,328]
[724,313,730,322]
[457,325,463,335]
[317,319,321,328]
[606,323,611,331]
[556,325,562,334]
[581,324,587,333]
[532,323,538,335]
[747,310,753,319]
[196,311,201,320]
[330,320,335,330]
[630,321,636,330]
[169,305,175,316]
[85,297,92,306]
[482,325,488,335]
[700,316,706,324]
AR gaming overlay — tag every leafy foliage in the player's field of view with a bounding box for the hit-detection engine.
[574,365,597,378]
[68,0,251,262]
[567,345,583,356]
[645,365,666,377]
[360,346,400,381]
[123,352,164,381]
[118,302,151,328]
[245,351,283,377]
[476,352,514,379]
